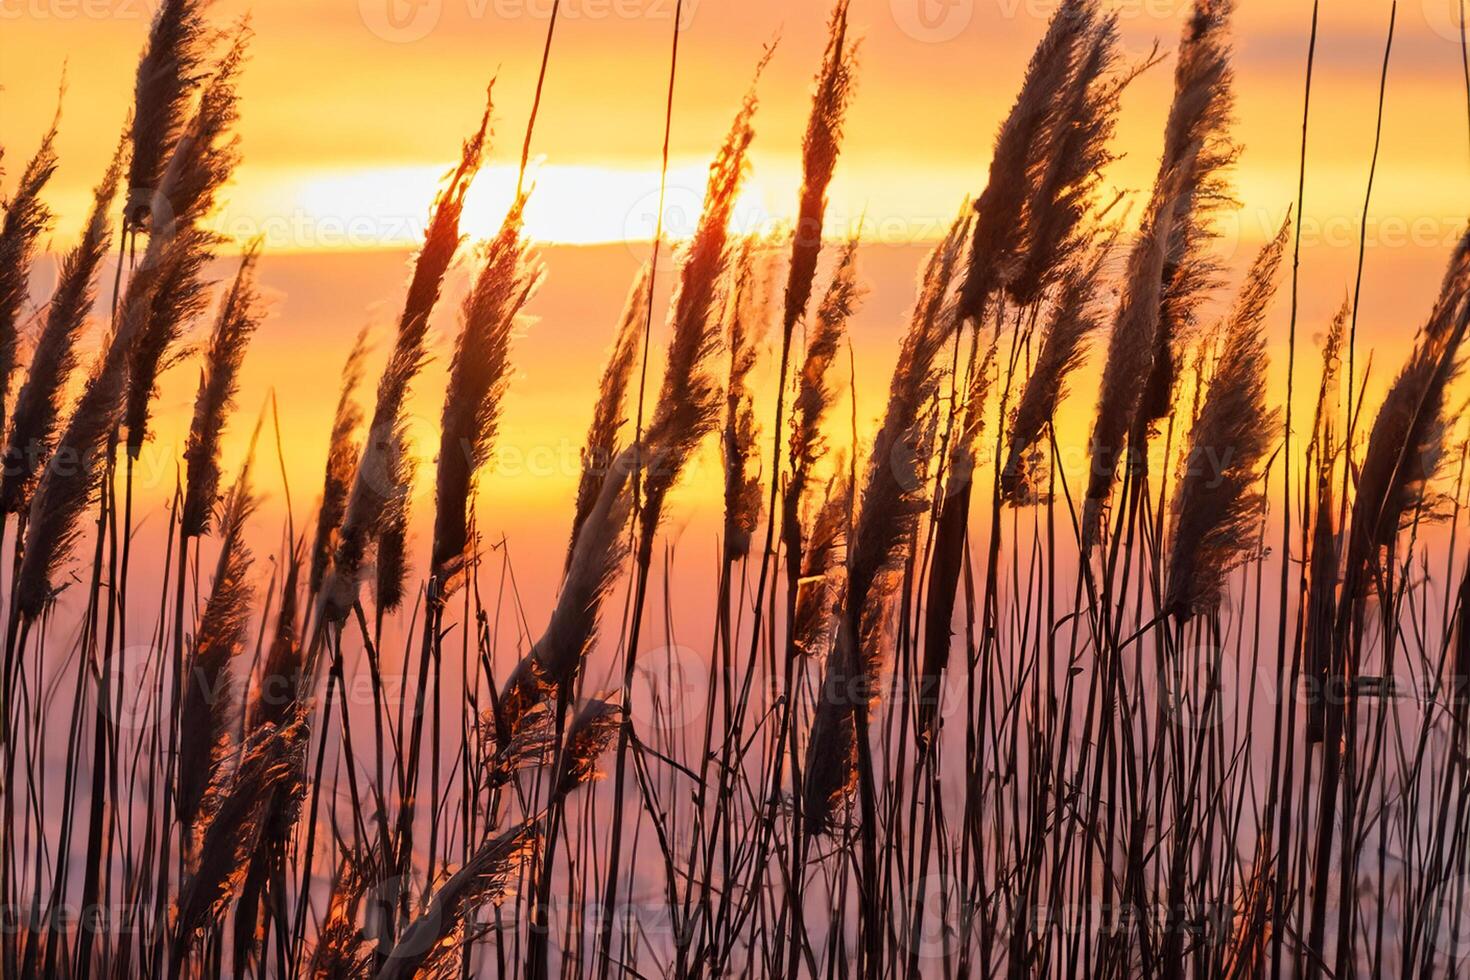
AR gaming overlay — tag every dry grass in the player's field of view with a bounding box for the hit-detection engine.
[6,3,1470,978]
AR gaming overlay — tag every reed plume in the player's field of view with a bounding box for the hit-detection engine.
[640,70,766,548]
[792,476,849,659]
[126,0,210,227]
[324,94,490,622]
[552,697,622,798]
[177,469,257,836]
[1002,241,1112,503]
[782,241,861,637]
[250,546,305,732]
[16,242,172,617]
[803,214,968,832]
[789,239,860,494]
[308,861,374,979]
[567,266,648,568]
[1303,301,1346,742]
[126,224,216,453]
[1346,230,1470,579]
[126,29,248,459]
[1137,0,1239,429]
[782,0,857,338]
[915,334,997,743]
[1,140,124,516]
[1081,165,1187,546]
[1308,299,1348,458]
[373,420,415,614]
[181,244,262,537]
[0,119,60,440]
[1424,229,1470,346]
[947,340,998,493]
[172,715,305,966]
[432,194,542,592]
[1164,218,1287,619]
[374,822,535,980]
[722,239,770,561]
[497,447,634,739]
[1007,10,1128,308]
[310,329,368,595]
[960,0,1095,318]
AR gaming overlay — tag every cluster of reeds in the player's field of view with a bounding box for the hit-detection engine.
[4,0,1470,977]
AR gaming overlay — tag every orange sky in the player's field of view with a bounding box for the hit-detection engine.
[3,0,1470,631]
[4,0,1468,249]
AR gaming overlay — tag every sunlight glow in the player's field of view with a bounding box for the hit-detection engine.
[219,161,783,250]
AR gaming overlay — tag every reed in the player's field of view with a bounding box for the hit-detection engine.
[309,328,369,596]
[431,195,542,592]
[16,252,163,619]
[782,0,856,340]
[1306,229,1470,975]
[374,822,535,980]
[960,0,1095,318]
[639,73,762,544]
[1136,0,1240,431]
[596,54,770,975]
[176,470,256,836]
[785,243,861,660]
[721,239,770,562]
[1081,166,1186,545]
[181,244,262,537]
[126,27,249,460]
[1,141,124,516]
[803,213,968,833]
[323,93,490,623]
[126,0,210,227]
[1001,242,1112,503]
[567,267,649,566]
[0,120,59,441]
[1303,300,1347,744]
[1164,217,1288,619]
[171,715,305,973]
[372,421,415,615]
[6,5,1469,978]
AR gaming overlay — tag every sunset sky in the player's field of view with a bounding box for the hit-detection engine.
[4,0,1468,250]
[3,0,1469,627]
